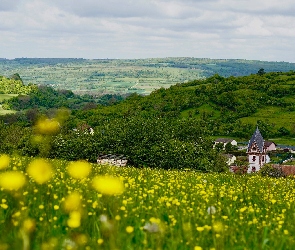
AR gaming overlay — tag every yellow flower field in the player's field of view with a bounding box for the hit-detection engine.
[0,154,295,249]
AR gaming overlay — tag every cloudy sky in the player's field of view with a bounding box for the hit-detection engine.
[0,0,294,62]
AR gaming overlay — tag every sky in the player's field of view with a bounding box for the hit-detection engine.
[0,0,294,62]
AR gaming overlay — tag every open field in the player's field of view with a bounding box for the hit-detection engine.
[0,107,16,115]
[0,94,18,102]
[1,155,295,249]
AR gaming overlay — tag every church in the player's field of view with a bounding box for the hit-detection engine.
[247,127,271,173]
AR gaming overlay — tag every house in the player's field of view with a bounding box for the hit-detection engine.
[247,127,270,173]
[97,154,128,167]
[264,141,276,151]
[214,138,237,149]
[223,154,236,165]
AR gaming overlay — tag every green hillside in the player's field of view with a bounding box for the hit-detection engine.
[71,70,295,140]
[1,70,295,169]
[0,75,35,94]
[0,75,37,114]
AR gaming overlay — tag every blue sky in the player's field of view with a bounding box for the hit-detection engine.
[0,0,294,62]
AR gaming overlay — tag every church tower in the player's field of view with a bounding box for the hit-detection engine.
[247,127,270,173]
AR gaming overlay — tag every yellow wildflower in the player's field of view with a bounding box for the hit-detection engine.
[63,192,81,212]
[23,218,36,233]
[213,221,223,233]
[27,159,54,184]
[0,154,10,170]
[92,175,124,195]
[67,161,91,179]
[67,211,81,228]
[1,204,8,209]
[126,226,134,233]
[0,171,26,190]
[35,118,60,135]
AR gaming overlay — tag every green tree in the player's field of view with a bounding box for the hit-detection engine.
[257,68,266,76]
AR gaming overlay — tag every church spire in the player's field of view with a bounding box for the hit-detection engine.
[247,127,264,152]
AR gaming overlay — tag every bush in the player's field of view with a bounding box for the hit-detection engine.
[259,164,285,178]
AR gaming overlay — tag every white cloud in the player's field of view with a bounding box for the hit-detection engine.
[0,0,294,62]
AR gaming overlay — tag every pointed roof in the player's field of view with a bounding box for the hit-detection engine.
[247,127,264,152]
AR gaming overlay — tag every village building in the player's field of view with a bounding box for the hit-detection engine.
[97,154,128,167]
[264,141,276,151]
[223,154,237,166]
[214,138,237,149]
[247,127,270,173]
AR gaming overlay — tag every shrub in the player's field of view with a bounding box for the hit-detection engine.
[259,164,285,178]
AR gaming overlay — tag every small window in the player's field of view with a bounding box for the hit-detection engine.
[262,156,264,162]
[252,147,256,151]
[252,156,256,162]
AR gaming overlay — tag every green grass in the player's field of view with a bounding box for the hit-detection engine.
[1,155,295,249]
[239,106,295,131]
[0,94,18,102]
[269,138,295,146]
[181,103,221,119]
[0,105,16,115]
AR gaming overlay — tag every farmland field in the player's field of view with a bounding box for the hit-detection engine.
[1,58,295,96]
[0,155,295,249]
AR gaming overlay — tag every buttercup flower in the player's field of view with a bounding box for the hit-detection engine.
[126,226,134,233]
[63,192,81,212]
[67,211,81,228]
[92,175,124,195]
[27,159,54,184]
[0,171,26,190]
[0,154,10,170]
[67,161,91,179]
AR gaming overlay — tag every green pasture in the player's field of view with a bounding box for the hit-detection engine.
[239,106,295,131]
[0,108,16,115]
[181,104,221,119]
[269,138,295,146]
[0,94,18,102]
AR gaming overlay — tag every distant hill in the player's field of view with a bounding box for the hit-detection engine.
[0,58,294,95]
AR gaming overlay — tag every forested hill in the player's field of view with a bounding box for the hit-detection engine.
[73,70,295,140]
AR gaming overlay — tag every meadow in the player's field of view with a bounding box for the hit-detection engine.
[0,155,295,250]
